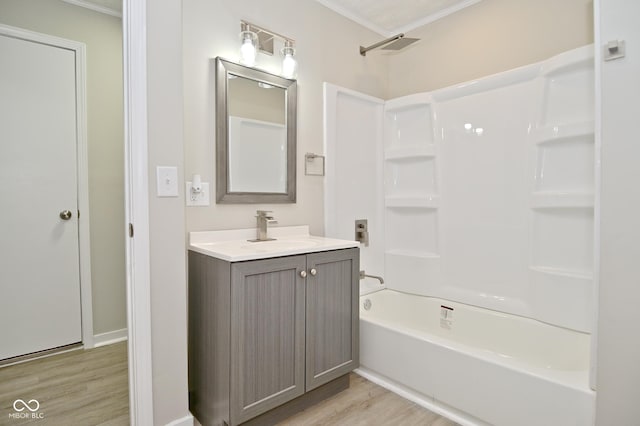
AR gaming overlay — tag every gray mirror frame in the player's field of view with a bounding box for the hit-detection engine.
[215,57,297,204]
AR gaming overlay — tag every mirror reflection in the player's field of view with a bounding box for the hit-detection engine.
[227,75,287,193]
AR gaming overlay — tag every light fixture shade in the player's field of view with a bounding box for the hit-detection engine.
[239,30,257,66]
[281,40,297,79]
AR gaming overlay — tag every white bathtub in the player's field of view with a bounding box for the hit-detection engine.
[357,289,595,426]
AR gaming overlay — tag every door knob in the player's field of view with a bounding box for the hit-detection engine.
[299,270,307,278]
[310,268,317,276]
[59,210,72,220]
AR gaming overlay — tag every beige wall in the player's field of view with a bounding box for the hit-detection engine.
[183,0,388,236]
[147,0,190,424]
[0,0,126,335]
[387,0,594,96]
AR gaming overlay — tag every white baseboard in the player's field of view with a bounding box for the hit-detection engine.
[354,367,485,426]
[93,328,128,347]
[166,414,194,426]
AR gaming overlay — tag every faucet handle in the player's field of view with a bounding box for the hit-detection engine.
[256,210,272,217]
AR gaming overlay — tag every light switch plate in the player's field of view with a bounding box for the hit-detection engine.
[156,166,179,197]
[186,182,210,206]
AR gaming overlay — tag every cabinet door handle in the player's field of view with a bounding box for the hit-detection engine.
[299,270,307,278]
[310,268,317,276]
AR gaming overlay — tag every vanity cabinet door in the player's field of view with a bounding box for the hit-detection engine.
[230,255,306,425]
[305,248,359,391]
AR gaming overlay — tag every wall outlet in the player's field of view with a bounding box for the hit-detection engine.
[186,182,210,206]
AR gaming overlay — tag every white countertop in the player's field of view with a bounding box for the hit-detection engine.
[189,225,359,262]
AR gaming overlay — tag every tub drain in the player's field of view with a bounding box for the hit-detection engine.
[363,299,372,310]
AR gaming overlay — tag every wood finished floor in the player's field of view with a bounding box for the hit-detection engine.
[276,374,460,426]
[0,342,129,426]
[1,343,455,426]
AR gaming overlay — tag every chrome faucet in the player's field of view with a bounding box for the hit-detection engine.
[359,270,384,285]
[253,210,278,242]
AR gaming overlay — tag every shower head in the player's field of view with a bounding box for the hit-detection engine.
[382,37,420,51]
[359,33,420,56]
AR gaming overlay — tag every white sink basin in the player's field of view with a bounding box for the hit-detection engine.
[240,239,321,252]
[189,226,358,262]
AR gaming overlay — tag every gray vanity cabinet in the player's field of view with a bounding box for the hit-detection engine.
[188,247,359,426]
[305,249,359,391]
[230,255,306,424]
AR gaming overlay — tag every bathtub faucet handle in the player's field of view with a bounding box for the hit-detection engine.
[355,219,369,246]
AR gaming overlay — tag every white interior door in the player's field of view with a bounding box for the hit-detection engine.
[0,32,82,360]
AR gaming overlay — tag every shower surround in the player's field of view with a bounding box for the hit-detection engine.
[324,45,595,425]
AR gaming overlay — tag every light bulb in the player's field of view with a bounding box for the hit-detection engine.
[281,40,297,78]
[239,30,257,66]
[240,38,256,66]
[282,54,297,78]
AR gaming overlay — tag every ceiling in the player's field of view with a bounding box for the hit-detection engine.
[69,0,479,36]
[314,0,481,36]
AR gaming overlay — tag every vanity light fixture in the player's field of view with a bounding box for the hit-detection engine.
[239,20,297,78]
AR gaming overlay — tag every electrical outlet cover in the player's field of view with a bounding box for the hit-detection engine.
[186,182,210,206]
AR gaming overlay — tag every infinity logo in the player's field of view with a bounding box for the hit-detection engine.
[13,399,40,412]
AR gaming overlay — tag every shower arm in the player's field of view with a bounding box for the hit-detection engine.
[359,34,404,56]
[359,270,385,285]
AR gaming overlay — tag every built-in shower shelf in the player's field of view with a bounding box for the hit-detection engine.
[385,145,436,160]
[385,249,440,259]
[385,195,439,208]
[530,192,594,209]
[533,121,594,144]
[385,97,432,112]
[530,265,593,280]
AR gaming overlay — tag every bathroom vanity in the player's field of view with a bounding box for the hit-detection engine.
[188,226,359,425]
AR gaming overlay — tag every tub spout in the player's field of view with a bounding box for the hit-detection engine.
[360,270,384,285]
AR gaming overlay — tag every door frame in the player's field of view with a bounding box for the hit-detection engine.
[0,24,94,350]
[123,0,155,424]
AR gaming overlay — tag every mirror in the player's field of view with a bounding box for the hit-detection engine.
[215,57,297,203]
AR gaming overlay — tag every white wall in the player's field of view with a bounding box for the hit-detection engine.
[183,0,389,236]
[0,0,126,335]
[147,1,190,424]
[388,0,593,96]
[595,0,640,423]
